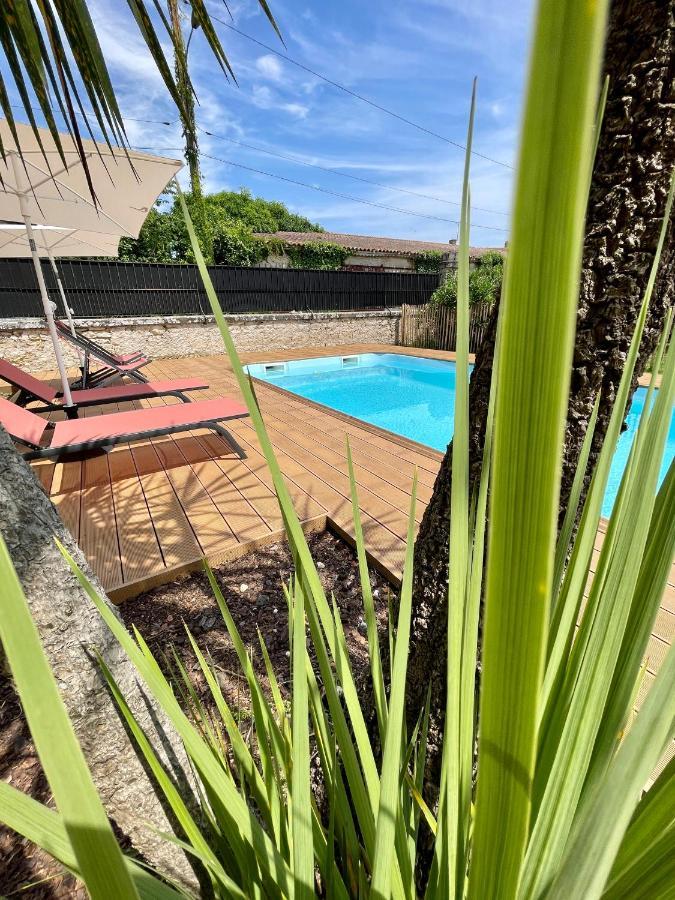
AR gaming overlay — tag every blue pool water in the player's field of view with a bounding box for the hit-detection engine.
[246,352,674,517]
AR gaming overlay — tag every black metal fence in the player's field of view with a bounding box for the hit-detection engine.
[0,259,439,318]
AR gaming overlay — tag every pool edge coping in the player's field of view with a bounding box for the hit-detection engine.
[246,349,470,463]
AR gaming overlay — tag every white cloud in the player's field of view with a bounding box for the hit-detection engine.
[282,102,309,119]
[251,84,274,107]
[256,54,284,82]
[247,84,308,119]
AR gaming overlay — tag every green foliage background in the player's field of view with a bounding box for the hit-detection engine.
[414,250,445,273]
[118,188,323,266]
[430,250,504,307]
[285,241,349,270]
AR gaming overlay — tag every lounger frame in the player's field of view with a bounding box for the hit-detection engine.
[20,385,199,414]
[55,321,149,387]
[20,414,248,461]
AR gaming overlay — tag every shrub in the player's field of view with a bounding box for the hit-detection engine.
[431,251,504,308]
[212,222,270,267]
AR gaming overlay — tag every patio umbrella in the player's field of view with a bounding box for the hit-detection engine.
[0,120,181,408]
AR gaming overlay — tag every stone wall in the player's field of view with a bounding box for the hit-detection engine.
[0,309,401,373]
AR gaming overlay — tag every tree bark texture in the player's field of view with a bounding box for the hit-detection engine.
[406,0,675,762]
[0,429,197,889]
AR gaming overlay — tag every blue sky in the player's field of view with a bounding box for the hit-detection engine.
[8,0,536,246]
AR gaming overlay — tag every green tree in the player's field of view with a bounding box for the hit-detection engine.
[0,2,280,192]
[119,189,323,263]
[212,222,271,266]
[414,250,445,273]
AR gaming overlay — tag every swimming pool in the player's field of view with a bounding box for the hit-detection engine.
[246,352,674,517]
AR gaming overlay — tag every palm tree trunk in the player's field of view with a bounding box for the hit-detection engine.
[406,0,675,765]
[167,0,213,263]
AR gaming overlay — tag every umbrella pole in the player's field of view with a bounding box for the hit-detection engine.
[44,243,84,368]
[9,152,74,408]
[45,246,77,337]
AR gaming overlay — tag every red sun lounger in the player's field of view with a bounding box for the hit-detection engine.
[55,320,150,388]
[0,395,249,460]
[0,358,209,416]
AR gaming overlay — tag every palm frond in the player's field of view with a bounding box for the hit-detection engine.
[0,0,281,194]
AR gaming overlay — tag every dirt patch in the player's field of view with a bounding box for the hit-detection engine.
[121,530,393,701]
[0,530,394,897]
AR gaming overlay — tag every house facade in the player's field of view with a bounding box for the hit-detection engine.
[256,231,505,273]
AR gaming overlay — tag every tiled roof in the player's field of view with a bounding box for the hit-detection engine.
[257,231,506,259]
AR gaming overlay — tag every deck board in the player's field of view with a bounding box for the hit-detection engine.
[108,448,165,585]
[79,483,122,590]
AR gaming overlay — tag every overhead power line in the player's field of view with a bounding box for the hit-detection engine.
[212,17,514,171]
[11,102,510,217]
[144,145,508,233]
[10,102,508,233]
[197,126,510,217]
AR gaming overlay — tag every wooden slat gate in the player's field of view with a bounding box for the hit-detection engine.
[400,301,493,353]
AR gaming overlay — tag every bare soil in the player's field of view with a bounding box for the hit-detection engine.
[0,530,394,897]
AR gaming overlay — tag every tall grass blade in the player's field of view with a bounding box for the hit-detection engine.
[178,192,396,880]
[346,436,388,740]
[602,756,675,899]
[370,474,418,900]
[440,77,475,898]
[181,629,273,828]
[550,395,599,606]
[0,784,183,900]
[204,565,287,780]
[290,577,315,899]
[175,186,328,637]
[548,644,675,900]
[0,537,139,900]
[467,1,609,896]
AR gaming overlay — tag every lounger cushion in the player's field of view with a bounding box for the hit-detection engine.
[113,351,144,364]
[50,397,248,449]
[108,358,149,373]
[70,378,208,406]
[0,359,58,402]
[0,396,48,446]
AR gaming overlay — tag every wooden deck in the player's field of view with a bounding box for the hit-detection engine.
[27,343,673,774]
[31,344,451,601]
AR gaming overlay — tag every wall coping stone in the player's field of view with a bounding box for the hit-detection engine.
[0,308,402,332]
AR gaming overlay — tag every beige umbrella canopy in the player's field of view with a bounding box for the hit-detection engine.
[0,223,121,258]
[0,120,181,406]
[0,223,121,345]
